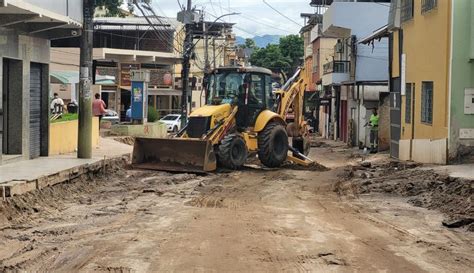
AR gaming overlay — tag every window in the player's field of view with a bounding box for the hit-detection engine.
[421,82,433,124]
[401,0,414,22]
[421,0,437,14]
[265,75,274,109]
[249,74,265,107]
[207,72,244,104]
[405,83,413,123]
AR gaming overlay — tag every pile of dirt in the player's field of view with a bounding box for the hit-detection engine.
[336,161,473,231]
[280,161,330,171]
[311,141,331,148]
[244,154,329,172]
[113,136,135,146]
[0,159,128,227]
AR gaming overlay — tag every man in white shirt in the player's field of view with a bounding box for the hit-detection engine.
[50,93,64,114]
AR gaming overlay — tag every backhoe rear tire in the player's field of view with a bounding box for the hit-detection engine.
[258,122,289,168]
[217,134,248,169]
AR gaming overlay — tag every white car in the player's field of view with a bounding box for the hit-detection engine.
[102,109,120,124]
[160,114,182,132]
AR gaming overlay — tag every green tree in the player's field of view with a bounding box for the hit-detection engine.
[248,34,303,77]
[279,34,304,75]
[250,44,291,74]
[244,38,257,49]
[95,0,126,16]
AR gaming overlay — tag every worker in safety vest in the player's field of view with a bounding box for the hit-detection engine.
[369,108,379,153]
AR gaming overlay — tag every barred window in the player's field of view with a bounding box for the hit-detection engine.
[401,0,414,22]
[422,0,437,14]
[421,82,433,124]
[405,83,414,123]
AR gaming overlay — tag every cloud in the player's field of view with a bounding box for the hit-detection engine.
[151,0,313,38]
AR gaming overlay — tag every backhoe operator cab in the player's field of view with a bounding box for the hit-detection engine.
[207,67,275,129]
[185,66,290,170]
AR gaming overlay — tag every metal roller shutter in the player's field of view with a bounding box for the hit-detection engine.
[30,63,42,159]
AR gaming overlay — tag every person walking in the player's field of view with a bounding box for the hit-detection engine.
[50,93,64,114]
[368,108,379,153]
[92,93,107,129]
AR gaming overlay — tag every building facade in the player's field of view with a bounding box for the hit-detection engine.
[449,0,474,162]
[388,0,474,164]
[311,24,337,138]
[0,0,82,165]
[321,1,390,148]
[51,16,182,119]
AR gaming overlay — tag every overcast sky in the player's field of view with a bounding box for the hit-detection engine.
[150,0,314,38]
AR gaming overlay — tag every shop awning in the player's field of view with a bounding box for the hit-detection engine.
[50,71,79,84]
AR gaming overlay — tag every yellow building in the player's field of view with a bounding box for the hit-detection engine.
[390,0,451,163]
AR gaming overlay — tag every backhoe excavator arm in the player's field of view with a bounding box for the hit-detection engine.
[274,68,314,166]
[274,68,308,138]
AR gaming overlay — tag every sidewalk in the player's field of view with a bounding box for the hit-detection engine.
[427,164,474,180]
[0,138,132,197]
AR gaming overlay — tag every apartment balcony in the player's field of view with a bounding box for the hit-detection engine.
[0,0,82,39]
[322,60,350,85]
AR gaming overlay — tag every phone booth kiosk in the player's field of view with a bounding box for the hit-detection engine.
[130,70,150,124]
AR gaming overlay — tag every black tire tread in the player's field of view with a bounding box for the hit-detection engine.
[217,134,247,169]
[258,122,288,168]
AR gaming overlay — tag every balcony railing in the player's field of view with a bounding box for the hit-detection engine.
[421,0,437,14]
[323,61,350,75]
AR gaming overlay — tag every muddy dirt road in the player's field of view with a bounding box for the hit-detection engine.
[0,144,472,272]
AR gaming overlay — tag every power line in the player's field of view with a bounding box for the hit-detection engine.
[176,0,184,10]
[206,11,259,37]
[209,0,218,18]
[262,0,303,27]
[136,2,183,53]
[147,3,184,52]
[202,0,293,34]
[217,0,224,22]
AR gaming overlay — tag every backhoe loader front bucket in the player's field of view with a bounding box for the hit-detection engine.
[132,137,217,173]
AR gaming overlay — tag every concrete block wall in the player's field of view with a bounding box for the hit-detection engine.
[0,28,51,163]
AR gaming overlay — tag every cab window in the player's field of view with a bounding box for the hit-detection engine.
[249,74,265,107]
[265,75,274,110]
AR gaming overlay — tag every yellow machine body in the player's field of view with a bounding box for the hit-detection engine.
[132,66,312,173]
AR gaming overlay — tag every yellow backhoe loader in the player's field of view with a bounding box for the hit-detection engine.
[132,66,312,173]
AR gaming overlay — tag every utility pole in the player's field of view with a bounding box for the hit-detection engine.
[204,15,210,74]
[78,0,94,159]
[179,0,194,126]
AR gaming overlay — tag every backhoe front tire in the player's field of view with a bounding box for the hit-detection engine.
[258,122,289,168]
[217,134,248,169]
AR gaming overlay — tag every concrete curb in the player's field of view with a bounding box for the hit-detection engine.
[0,154,130,199]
